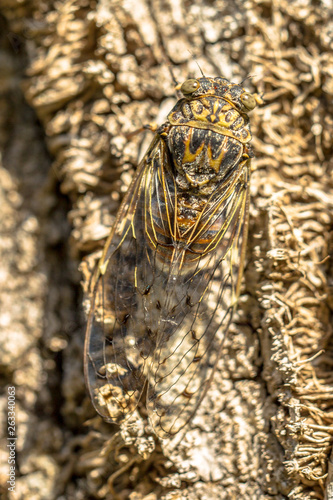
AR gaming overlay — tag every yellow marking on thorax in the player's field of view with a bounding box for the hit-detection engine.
[213,99,221,115]
[168,98,252,144]
[182,136,205,164]
[207,136,231,173]
[191,99,243,131]
[181,134,233,178]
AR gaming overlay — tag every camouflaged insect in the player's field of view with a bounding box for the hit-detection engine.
[84,76,260,437]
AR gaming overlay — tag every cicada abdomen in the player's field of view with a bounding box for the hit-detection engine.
[84,75,260,437]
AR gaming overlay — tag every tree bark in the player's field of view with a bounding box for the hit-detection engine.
[0,1,333,499]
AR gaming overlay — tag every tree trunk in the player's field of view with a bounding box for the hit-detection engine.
[1,1,333,499]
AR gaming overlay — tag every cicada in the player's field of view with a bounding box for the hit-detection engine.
[84,75,259,438]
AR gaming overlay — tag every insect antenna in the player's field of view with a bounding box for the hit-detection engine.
[168,64,179,86]
[195,60,205,77]
[187,50,206,77]
[239,74,253,85]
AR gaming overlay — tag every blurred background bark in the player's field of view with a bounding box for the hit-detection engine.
[0,1,333,499]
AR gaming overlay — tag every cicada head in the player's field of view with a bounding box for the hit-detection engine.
[178,76,260,114]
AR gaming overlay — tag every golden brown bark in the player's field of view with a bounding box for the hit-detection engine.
[0,1,333,499]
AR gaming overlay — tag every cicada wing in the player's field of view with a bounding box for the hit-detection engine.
[84,135,166,424]
[147,162,251,437]
[85,125,250,436]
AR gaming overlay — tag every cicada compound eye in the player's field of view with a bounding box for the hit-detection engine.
[180,79,200,95]
[240,92,257,111]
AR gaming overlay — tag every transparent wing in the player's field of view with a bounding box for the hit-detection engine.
[84,135,163,423]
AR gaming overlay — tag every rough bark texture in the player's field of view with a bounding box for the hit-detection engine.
[0,1,333,499]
